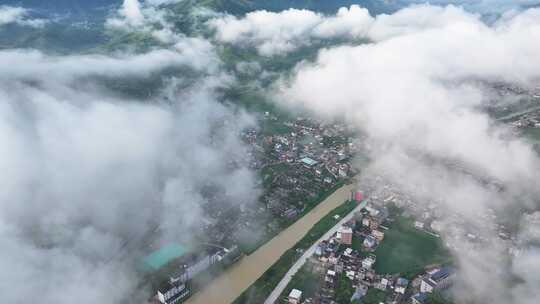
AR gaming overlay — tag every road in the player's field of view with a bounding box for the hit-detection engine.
[184,183,356,304]
[496,104,540,121]
[264,200,367,304]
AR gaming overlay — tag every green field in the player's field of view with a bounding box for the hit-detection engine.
[374,217,451,277]
[277,262,320,301]
[522,127,540,145]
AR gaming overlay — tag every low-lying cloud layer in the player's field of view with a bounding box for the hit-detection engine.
[208,5,373,56]
[0,46,257,303]
[273,4,540,303]
[280,5,540,183]
[106,0,217,48]
[207,4,496,56]
[208,2,540,57]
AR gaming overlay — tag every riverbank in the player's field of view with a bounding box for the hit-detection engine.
[264,200,367,304]
[239,180,345,255]
[184,183,356,304]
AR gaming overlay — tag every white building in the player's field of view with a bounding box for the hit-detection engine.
[300,157,318,168]
[375,277,389,290]
[288,289,302,304]
[365,206,380,217]
[430,220,443,232]
[362,255,376,269]
[325,269,337,284]
[362,217,371,227]
[157,281,190,304]
[420,268,453,293]
[395,277,409,294]
[363,235,377,249]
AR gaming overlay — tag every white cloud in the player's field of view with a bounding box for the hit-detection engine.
[207,4,540,56]
[120,0,145,26]
[312,5,373,39]
[209,8,324,56]
[106,0,164,31]
[0,41,221,82]
[0,5,47,28]
[0,6,26,25]
[281,8,540,183]
[278,6,540,303]
[173,37,220,72]
[106,0,204,47]
[367,4,481,41]
[209,6,377,56]
[0,46,256,303]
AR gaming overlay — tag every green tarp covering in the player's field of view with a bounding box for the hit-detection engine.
[142,243,189,271]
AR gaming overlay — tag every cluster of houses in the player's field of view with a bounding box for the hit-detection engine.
[510,111,540,129]
[241,115,360,224]
[192,114,361,255]
[286,200,455,304]
[356,205,388,251]
[284,203,388,303]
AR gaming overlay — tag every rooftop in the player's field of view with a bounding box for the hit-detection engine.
[339,226,353,233]
[431,267,452,282]
[300,157,318,166]
[289,289,302,299]
[396,277,409,286]
[142,243,189,271]
[413,292,428,303]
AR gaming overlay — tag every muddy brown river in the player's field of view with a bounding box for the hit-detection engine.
[185,184,356,304]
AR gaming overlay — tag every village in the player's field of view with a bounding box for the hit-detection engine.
[280,193,455,304]
[247,115,361,216]
[196,113,362,252]
[141,112,364,304]
[143,111,525,304]
[276,165,527,304]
